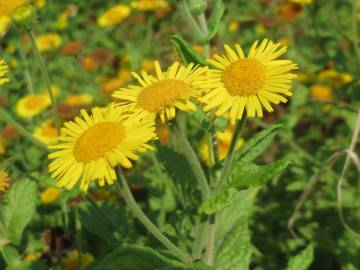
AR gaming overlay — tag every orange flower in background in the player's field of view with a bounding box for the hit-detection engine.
[61,41,84,56]
[310,85,333,102]
[131,0,168,11]
[64,94,93,106]
[40,187,61,204]
[81,56,99,72]
[277,1,303,22]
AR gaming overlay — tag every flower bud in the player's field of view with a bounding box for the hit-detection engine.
[188,0,207,15]
[11,4,36,28]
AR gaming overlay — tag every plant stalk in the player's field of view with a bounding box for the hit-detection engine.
[116,167,191,264]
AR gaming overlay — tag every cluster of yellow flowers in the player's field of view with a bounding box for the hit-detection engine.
[48,39,298,192]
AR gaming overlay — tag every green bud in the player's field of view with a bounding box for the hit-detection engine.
[188,0,207,15]
[11,4,36,28]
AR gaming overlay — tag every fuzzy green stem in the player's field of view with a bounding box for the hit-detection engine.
[0,108,47,149]
[170,121,211,201]
[197,12,210,57]
[116,167,191,264]
[18,43,34,95]
[27,28,61,134]
[178,0,204,42]
[192,219,208,260]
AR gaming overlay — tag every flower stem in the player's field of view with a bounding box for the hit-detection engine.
[216,116,248,192]
[170,120,211,201]
[197,12,210,57]
[18,42,34,95]
[26,28,61,134]
[0,108,47,150]
[178,0,204,42]
[115,167,192,265]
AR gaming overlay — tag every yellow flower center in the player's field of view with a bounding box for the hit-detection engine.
[137,79,189,112]
[24,96,46,110]
[222,58,266,96]
[73,122,126,163]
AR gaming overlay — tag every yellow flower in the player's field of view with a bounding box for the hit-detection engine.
[201,40,298,124]
[112,61,209,122]
[34,0,46,8]
[199,127,244,164]
[228,20,239,32]
[310,84,333,102]
[42,84,61,97]
[64,94,93,106]
[36,33,62,52]
[131,0,168,11]
[0,15,11,37]
[0,0,27,17]
[0,168,10,192]
[62,250,94,270]
[33,120,58,145]
[0,57,9,85]
[318,69,353,87]
[54,11,69,29]
[290,0,312,5]
[141,59,155,73]
[255,24,266,36]
[16,94,51,118]
[23,252,42,262]
[40,187,61,204]
[97,5,131,27]
[48,104,156,192]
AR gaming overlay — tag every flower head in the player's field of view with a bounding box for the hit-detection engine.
[0,0,27,17]
[16,94,51,118]
[0,58,9,85]
[40,187,61,204]
[48,104,156,192]
[97,4,131,27]
[201,40,298,124]
[64,94,93,107]
[36,33,62,53]
[310,84,332,102]
[33,120,58,145]
[112,61,209,122]
[131,0,168,11]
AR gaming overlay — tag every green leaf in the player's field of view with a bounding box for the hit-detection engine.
[78,201,129,247]
[1,245,21,267]
[286,244,315,270]
[235,124,282,162]
[200,159,290,215]
[0,180,37,245]
[88,245,186,270]
[170,35,207,65]
[215,218,252,270]
[204,0,225,43]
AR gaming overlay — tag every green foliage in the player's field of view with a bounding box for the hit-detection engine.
[0,180,37,245]
[215,218,252,270]
[170,35,207,65]
[235,124,283,162]
[89,245,186,270]
[200,159,290,215]
[204,0,225,43]
[286,244,315,270]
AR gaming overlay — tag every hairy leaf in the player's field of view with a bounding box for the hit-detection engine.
[204,0,225,43]
[235,124,282,162]
[170,35,207,65]
[215,218,252,270]
[286,244,315,270]
[89,245,186,270]
[1,180,37,245]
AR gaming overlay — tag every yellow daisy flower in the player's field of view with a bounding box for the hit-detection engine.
[40,187,61,204]
[201,40,298,124]
[97,4,131,27]
[33,120,58,145]
[36,33,62,53]
[0,57,9,85]
[131,0,168,11]
[310,84,333,102]
[16,94,51,118]
[48,104,156,192]
[0,168,10,192]
[64,94,93,106]
[112,61,209,122]
[0,0,27,17]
